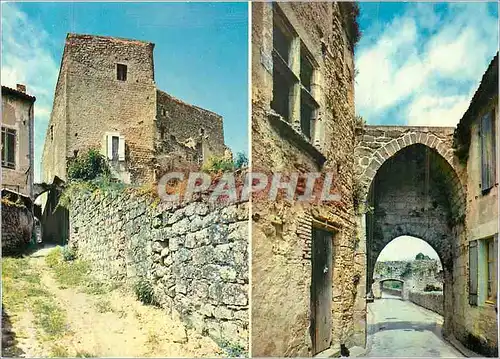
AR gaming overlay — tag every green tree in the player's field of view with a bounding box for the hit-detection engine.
[67,149,110,181]
[415,252,431,260]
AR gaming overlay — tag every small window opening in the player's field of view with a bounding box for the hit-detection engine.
[117,64,127,81]
[50,126,54,141]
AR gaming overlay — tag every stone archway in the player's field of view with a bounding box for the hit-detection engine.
[373,278,406,299]
[355,131,467,340]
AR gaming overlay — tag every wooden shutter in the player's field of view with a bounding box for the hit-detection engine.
[469,240,478,306]
[118,135,125,161]
[106,134,113,160]
[481,112,494,192]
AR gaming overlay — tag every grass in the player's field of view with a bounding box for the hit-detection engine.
[217,339,247,358]
[49,344,70,357]
[146,331,161,349]
[45,248,90,287]
[2,257,69,343]
[95,299,113,313]
[32,299,67,339]
[45,247,112,296]
[75,350,96,357]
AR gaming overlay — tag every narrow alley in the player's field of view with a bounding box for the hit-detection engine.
[366,293,463,357]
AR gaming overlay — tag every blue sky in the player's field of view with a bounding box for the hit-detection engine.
[1,2,248,181]
[355,2,498,127]
[356,2,498,261]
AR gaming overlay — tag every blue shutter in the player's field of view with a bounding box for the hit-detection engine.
[469,240,478,306]
[481,112,495,192]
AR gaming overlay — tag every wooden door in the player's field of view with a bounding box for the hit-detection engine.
[311,227,333,355]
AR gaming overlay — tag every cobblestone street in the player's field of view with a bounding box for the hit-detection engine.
[366,293,463,357]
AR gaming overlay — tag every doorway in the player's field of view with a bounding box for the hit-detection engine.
[311,227,334,355]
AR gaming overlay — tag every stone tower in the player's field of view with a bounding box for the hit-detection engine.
[42,33,158,184]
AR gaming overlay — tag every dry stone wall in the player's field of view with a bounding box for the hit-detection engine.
[408,291,444,316]
[68,189,248,348]
[1,202,33,256]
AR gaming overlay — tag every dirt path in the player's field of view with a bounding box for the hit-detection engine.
[4,252,223,358]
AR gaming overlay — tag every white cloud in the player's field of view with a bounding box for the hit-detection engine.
[356,3,498,127]
[377,236,440,262]
[1,2,59,182]
[406,93,471,127]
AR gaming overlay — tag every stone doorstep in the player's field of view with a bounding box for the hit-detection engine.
[314,345,341,358]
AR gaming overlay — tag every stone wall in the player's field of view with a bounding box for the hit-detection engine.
[1,201,33,256]
[155,90,226,171]
[41,46,69,183]
[42,33,227,186]
[408,291,444,316]
[65,34,158,184]
[251,3,360,356]
[68,189,248,348]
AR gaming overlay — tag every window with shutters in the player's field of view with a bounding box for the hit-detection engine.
[271,5,320,141]
[480,111,496,193]
[2,127,16,169]
[103,133,125,162]
[111,136,119,161]
[486,237,497,303]
[469,240,478,306]
[471,237,498,306]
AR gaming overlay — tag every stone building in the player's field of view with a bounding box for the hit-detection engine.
[42,33,225,185]
[452,52,498,357]
[1,84,36,197]
[251,3,361,356]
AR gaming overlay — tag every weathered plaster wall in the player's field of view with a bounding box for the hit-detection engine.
[453,97,498,357]
[155,90,225,171]
[68,190,248,348]
[2,90,35,197]
[252,3,360,356]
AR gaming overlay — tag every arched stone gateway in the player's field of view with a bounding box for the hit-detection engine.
[355,125,467,340]
[372,278,405,299]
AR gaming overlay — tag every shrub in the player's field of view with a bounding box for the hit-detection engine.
[61,246,76,262]
[134,278,157,306]
[67,148,110,181]
[218,339,247,358]
[201,155,234,174]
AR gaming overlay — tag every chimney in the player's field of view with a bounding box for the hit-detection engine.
[16,84,26,93]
